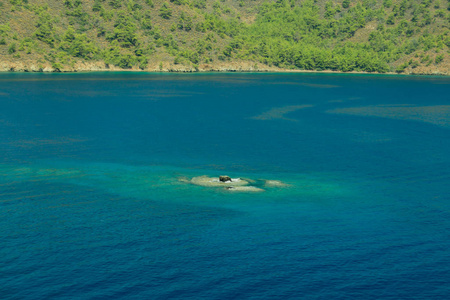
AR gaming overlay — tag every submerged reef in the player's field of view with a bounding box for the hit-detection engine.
[179,175,289,193]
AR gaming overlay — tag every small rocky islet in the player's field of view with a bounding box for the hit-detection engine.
[179,175,288,192]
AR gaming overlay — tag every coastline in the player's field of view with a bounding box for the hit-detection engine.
[1,60,449,76]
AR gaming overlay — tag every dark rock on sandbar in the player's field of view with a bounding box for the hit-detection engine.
[219,175,232,182]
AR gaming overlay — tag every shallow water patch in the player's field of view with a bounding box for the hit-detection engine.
[0,161,360,204]
[327,105,450,128]
[251,105,313,121]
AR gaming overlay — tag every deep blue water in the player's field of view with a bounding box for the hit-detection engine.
[1,73,450,299]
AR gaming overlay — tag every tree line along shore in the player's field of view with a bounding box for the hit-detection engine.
[0,0,449,74]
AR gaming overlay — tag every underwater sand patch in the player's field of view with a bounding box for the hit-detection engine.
[269,82,340,88]
[225,186,264,192]
[327,105,450,128]
[299,83,340,88]
[264,180,289,187]
[10,137,88,148]
[251,105,313,122]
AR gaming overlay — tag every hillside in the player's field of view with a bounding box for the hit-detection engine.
[0,0,449,74]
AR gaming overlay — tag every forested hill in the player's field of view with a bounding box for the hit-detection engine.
[0,0,449,74]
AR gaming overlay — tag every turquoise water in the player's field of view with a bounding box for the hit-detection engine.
[1,73,450,299]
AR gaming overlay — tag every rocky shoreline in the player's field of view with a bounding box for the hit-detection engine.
[1,60,449,76]
[0,60,284,73]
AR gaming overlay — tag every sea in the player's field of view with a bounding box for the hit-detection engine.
[1,72,449,299]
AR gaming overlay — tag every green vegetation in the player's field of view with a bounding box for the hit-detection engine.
[0,0,448,73]
[159,2,173,19]
[8,42,16,54]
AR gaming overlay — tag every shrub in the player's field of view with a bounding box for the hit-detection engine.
[61,33,98,59]
[109,0,122,9]
[410,60,419,68]
[0,24,11,37]
[139,57,148,69]
[117,54,135,68]
[193,0,206,9]
[395,62,408,73]
[8,42,16,54]
[128,1,142,11]
[51,61,63,71]
[386,14,395,25]
[159,3,172,19]
[141,13,153,30]
[107,13,140,47]
[92,0,102,12]
[342,0,350,9]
